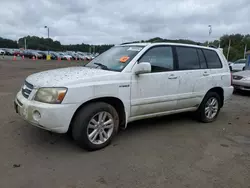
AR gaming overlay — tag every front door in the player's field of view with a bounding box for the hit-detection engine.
[130,46,179,117]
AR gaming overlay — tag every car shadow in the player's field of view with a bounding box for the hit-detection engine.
[18,112,202,154]
[233,90,250,97]
[119,112,199,135]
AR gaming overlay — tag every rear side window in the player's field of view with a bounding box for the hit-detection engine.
[202,49,222,68]
[197,49,207,69]
[176,47,200,70]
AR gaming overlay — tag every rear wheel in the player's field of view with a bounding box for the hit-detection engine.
[196,92,221,123]
[72,102,119,151]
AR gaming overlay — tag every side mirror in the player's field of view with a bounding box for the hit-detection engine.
[134,62,151,75]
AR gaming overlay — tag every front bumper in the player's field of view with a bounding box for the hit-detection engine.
[232,80,250,91]
[14,91,79,133]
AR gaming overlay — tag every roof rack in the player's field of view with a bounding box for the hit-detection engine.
[120,42,136,45]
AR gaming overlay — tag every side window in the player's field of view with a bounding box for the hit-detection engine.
[236,60,246,64]
[139,46,174,72]
[176,47,200,70]
[197,49,207,69]
[202,49,222,68]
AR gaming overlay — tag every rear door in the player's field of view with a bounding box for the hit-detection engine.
[174,46,210,109]
[202,49,224,88]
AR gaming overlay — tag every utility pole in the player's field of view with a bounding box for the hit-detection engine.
[244,44,247,59]
[24,38,27,50]
[208,25,212,46]
[227,39,231,60]
[44,26,50,55]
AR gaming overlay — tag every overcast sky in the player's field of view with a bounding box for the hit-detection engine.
[0,0,250,45]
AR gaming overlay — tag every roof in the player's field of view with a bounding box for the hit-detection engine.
[117,43,150,46]
[118,42,218,51]
[246,50,250,55]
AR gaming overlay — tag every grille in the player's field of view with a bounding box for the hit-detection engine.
[21,81,34,99]
[233,75,243,80]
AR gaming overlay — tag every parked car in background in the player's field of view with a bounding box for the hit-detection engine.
[49,52,57,60]
[75,52,85,60]
[23,50,33,58]
[0,49,5,55]
[232,70,250,91]
[3,49,14,56]
[229,59,246,71]
[76,52,89,60]
[50,52,63,60]
[66,51,78,60]
[58,52,72,60]
[14,43,233,151]
[24,51,43,59]
[13,50,24,56]
[37,51,47,59]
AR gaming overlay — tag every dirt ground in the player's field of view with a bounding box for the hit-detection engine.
[0,60,250,188]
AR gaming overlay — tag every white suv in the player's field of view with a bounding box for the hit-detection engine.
[14,43,233,150]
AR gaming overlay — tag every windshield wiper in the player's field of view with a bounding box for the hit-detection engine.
[94,63,109,70]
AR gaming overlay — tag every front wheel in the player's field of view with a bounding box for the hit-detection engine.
[196,92,221,123]
[72,102,119,151]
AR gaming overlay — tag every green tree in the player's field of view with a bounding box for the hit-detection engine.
[1,33,250,60]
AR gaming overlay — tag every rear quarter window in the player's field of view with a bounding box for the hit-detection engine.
[202,49,222,69]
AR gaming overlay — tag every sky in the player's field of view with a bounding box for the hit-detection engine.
[0,0,250,45]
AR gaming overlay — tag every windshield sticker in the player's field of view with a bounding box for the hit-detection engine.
[119,56,130,63]
[127,47,143,51]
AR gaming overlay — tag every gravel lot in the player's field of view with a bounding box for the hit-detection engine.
[0,60,250,188]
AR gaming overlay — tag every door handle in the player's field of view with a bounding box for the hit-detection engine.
[203,72,210,76]
[168,74,178,79]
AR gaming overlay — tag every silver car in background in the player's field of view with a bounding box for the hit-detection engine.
[232,70,250,91]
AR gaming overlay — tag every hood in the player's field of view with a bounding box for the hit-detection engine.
[233,70,250,77]
[26,66,118,87]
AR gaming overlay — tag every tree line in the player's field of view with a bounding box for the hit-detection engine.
[0,34,250,61]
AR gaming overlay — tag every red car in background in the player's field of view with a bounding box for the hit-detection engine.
[13,50,24,56]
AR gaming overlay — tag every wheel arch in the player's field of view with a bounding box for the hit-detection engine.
[203,87,224,107]
[68,97,127,133]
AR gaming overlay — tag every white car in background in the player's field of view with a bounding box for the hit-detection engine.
[229,59,246,71]
[58,52,72,60]
[0,49,5,55]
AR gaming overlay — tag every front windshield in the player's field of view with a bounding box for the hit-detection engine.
[85,45,144,72]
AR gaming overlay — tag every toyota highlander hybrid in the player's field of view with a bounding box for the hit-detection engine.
[14,43,233,151]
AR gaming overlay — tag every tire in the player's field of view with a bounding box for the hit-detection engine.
[72,102,119,151]
[243,67,245,71]
[196,92,221,123]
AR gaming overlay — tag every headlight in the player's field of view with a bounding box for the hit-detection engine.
[34,87,67,104]
[242,77,250,81]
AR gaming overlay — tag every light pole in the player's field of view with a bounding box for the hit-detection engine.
[208,25,212,46]
[44,26,50,55]
[24,37,27,50]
